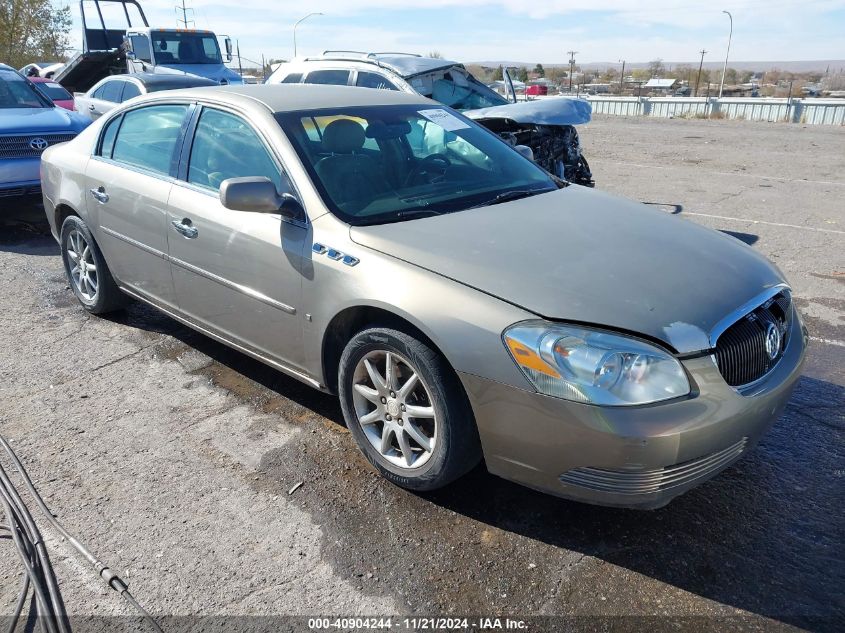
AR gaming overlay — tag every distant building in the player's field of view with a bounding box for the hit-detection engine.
[644,78,679,94]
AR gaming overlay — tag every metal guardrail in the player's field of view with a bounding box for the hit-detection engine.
[582,96,845,125]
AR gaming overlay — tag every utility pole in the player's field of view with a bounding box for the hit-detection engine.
[567,50,578,93]
[718,10,733,98]
[695,49,707,97]
[618,59,625,94]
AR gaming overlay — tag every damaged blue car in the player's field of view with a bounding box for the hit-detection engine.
[267,52,594,186]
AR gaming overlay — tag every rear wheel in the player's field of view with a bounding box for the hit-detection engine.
[60,215,129,314]
[338,327,481,491]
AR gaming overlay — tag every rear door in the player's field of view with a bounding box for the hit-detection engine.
[166,105,308,368]
[86,103,192,309]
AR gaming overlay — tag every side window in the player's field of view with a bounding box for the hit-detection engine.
[187,108,286,193]
[121,82,141,101]
[112,105,188,175]
[100,80,124,103]
[91,85,107,99]
[304,69,350,86]
[356,72,399,91]
[129,35,152,63]
[281,72,302,84]
[98,115,121,158]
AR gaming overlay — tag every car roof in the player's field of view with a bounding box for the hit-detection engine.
[301,53,461,79]
[143,84,434,113]
[111,73,219,88]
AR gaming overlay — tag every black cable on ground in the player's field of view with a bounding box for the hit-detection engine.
[0,434,163,633]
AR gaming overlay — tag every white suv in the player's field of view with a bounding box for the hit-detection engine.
[267,52,594,186]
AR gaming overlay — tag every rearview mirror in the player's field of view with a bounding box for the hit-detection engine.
[514,144,534,161]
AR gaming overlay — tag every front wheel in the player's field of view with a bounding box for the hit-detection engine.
[338,327,481,491]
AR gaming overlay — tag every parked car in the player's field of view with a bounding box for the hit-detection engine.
[29,77,75,110]
[267,52,594,186]
[0,64,89,201]
[19,61,65,79]
[525,83,549,96]
[40,85,806,509]
[74,73,217,120]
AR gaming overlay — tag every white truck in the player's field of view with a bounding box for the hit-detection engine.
[54,0,242,93]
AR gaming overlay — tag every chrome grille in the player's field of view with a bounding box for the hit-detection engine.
[559,437,748,495]
[0,133,76,159]
[714,291,792,387]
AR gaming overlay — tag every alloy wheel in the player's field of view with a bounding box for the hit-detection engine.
[66,229,98,302]
[351,350,438,469]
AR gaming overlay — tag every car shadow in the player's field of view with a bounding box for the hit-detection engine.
[0,202,58,256]
[108,297,842,631]
[720,230,759,245]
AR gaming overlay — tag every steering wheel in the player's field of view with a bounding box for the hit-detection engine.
[404,153,452,186]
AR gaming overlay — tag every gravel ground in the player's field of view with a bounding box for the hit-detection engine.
[0,115,843,633]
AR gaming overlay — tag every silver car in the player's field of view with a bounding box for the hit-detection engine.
[40,85,807,509]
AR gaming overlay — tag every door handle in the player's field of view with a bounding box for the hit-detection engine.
[88,104,95,110]
[171,218,198,239]
[89,187,109,203]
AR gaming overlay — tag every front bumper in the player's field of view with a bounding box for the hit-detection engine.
[460,308,807,509]
[0,157,41,199]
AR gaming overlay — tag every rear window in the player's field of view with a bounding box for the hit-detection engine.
[304,69,350,86]
[35,82,72,102]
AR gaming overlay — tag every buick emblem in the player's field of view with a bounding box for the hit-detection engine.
[29,138,48,151]
[765,322,782,361]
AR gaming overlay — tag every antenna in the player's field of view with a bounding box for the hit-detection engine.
[175,0,195,28]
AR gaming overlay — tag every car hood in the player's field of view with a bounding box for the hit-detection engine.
[464,97,592,126]
[0,106,89,133]
[349,187,785,353]
[155,64,243,84]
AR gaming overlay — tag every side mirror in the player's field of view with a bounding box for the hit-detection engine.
[514,144,534,161]
[224,37,233,62]
[126,50,136,60]
[220,177,305,219]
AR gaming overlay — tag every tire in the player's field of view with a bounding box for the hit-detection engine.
[60,215,129,314]
[338,327,482,491]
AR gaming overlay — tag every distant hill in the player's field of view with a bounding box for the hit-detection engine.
[472,60,845,73]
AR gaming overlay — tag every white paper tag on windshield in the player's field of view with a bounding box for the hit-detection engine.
[418,108,470,131]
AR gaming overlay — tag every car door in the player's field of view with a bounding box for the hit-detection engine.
[86,103,191,309]
[166,106,308,369]
[83,80,125,119]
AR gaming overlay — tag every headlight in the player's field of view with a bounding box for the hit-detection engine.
[503,322,690,406]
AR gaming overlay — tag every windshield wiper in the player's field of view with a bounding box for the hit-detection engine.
[466,188,550,210]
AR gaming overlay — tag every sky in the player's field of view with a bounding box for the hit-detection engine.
[68,0,845,67]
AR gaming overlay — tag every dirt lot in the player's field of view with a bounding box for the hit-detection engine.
[1,116,843,633]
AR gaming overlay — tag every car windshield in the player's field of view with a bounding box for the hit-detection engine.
[0,69,52,108]
[34,82,72,102]
[151,31,222,64]
[418,69,510,110]
[277,104,558,226]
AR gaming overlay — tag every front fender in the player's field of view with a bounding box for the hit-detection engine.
[301,217,535,390]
